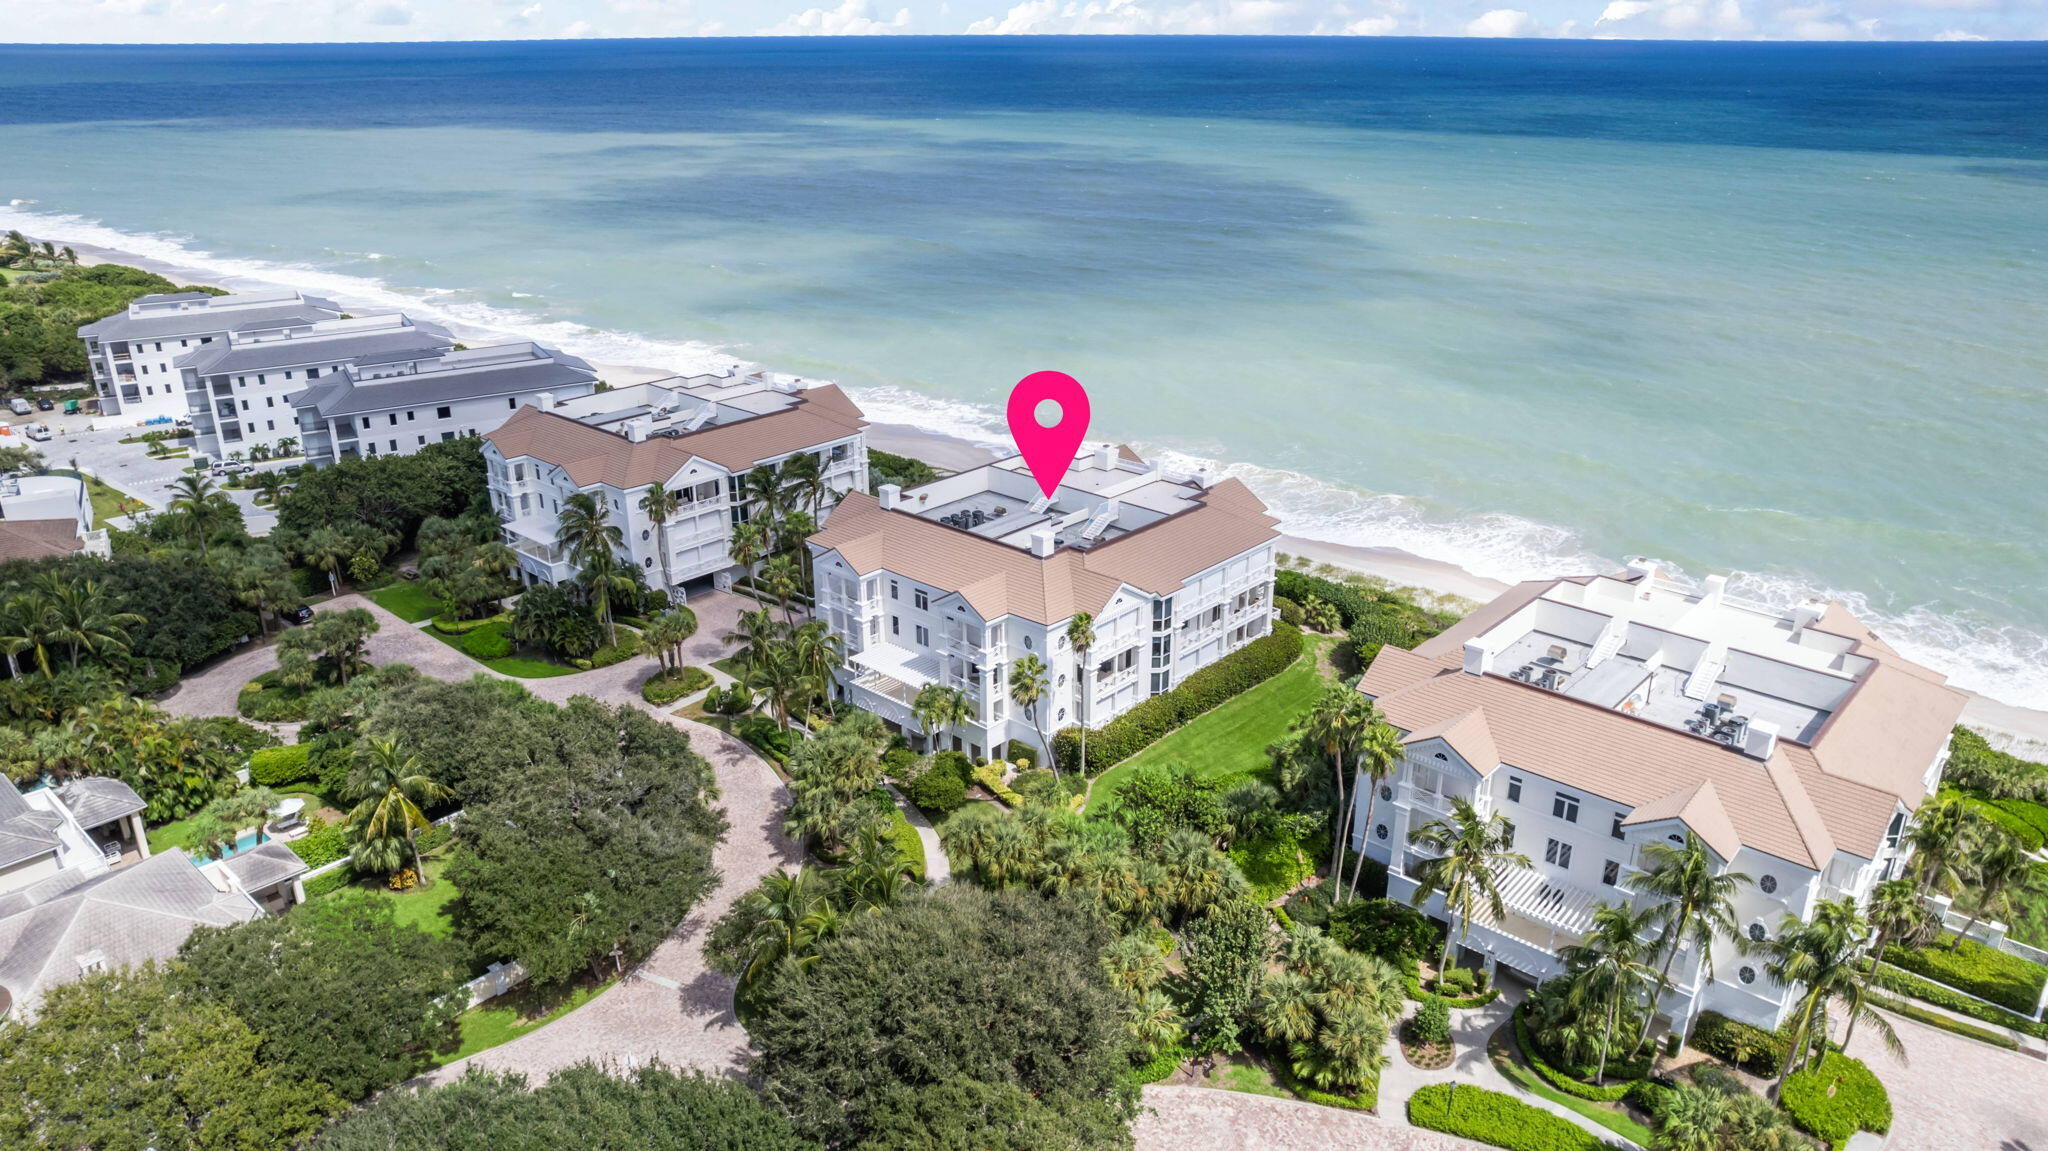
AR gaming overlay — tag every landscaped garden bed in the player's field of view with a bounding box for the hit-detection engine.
[642,665,712,706]
[1882,935,2048,1016]
[1400,998,1454,1070]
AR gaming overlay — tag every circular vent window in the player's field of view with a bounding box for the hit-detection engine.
[1748,923,1767,943]
[1759,874,1778,895]
[1376,824,1389,841]
[1380,785,1393,802]
[1739,966,1757,985]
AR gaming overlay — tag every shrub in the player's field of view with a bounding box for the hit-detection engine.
[733,714,796,764]
[1227,830,1314,903]
[1005,740,1039,768]
[1051,623,1303,775]
[1411,997,1451,1046]
[287,817,352,869]
[1868,961,2048,1037]
[429,612,505,635]
[302,866,357,899]
[641,666,712,706]
[705,684,754,716]
[1781,1051,1891,1149]
[1688,1010,1787,1077]
[1865,988,2023,1048]
[881,746,918,777]
[1882,937,2048,1016]
[1274,595,1304,627]
[1406,1083,1603,1151]
[1123,1041,1188,1087]
[1328,898,1437,961]
[1512,1003,1636,1100]
[1400,957,1498,1009]
[903,762,968,816]
[1010,768,1075,806]
[1436,966,1477,995]
[931,749,973,785]
[1624,1078,1676,1123]
[971,762,1024,806]
[248,744,313,788]
[588,635,638,669]
[461,626,513,660]
[1281,883,1334,931]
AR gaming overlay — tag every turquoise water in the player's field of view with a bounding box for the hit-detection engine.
[189,830,262,862]
[2,39,2044,706]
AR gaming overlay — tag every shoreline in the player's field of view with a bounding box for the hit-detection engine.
[34,231,2048,754]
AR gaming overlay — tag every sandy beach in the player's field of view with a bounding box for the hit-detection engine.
[40,234,2048,756]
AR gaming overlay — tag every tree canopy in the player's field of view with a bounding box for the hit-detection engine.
[274,436,488,548]
[746,884,1138,1149]
[0,263,218,384]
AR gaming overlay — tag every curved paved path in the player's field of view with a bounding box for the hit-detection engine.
[1136,1086,1481,1151]
[886,782,950,885]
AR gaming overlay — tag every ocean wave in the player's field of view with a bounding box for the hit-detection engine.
[7,202,2044,712]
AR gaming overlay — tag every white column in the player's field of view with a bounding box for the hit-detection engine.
[131,812,151,859]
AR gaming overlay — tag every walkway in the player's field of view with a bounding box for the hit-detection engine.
[1842,1003,2048,1151]
[885,782,950,885]
[1135,1086,1483,1151]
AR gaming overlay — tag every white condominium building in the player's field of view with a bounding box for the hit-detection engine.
[180,313,456,461]
[482,374,868,598]
[290,342,599,466]
[1354,562,1967,1033]
[77,288,343,424]
[807,444,1279,762]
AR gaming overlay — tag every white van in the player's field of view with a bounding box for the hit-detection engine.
[7,398,30,416]
[22,423,51,442]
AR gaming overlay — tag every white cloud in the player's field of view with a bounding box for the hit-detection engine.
[760,0,911,31]
[1933,26,1988,37]
[1591,0,1753,36]
[1466,6,1540,34]
[967,0,1296,33]
[364,0,414,22]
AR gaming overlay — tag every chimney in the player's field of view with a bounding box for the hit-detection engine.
[1743,719,1781,761]
[537,392,555,411]
[1702,573,1728,606]
[1030,530,1056,558]
[625,419,648,444]
[1095,444,1114,471]
[878,483,902,510]
[1463,640,1493,677]
[1790,599,1826,632]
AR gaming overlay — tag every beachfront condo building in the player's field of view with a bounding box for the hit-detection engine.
[1351,562,1966,1034]
[290,342,599,467]
[77,288,344,425]
[180,313,456,461]
[806,445,1279,762]
[482,374,868,599]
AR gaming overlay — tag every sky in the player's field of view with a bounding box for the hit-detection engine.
[0,0,2041,46]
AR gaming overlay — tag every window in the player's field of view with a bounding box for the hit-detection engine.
[437,406,451,419]
[1544,838,1572,869]
[441,431,455,442]
[417,435,426,446]
[387,413,398,426]
[1023,636,1033,650]
[266,420,275,431]
[1738,966,1757,985]
[1553,792,1580,823]
[1747,922,1767,942]
[1602,860,1620,886]
[641,529,651,541]
[890,616,900,636]
[513,463,525,482]
[306,367,318,378]
[890,580,899,600]
[1380,784,1392,802]
[265,395,275,408]
[1611,812,1625,840]
[915,625,930,646]
[508,397,518,409]
[1375,824,1389,840]
[914,589,930,610]
[1500,819,1515,848]
[388,440,398,452]
[1759,874,1778,895]
[1507,775,1523,803]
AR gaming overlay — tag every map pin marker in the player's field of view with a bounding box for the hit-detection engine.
[1006,370,1091,500]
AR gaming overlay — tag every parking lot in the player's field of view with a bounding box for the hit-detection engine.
[15,414,288,535]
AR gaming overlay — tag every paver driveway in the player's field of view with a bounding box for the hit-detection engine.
[1842,1006,2048,1151]
[1135,1086,1484,1151]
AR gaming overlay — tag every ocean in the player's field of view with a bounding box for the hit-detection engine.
[2,38,2045,707]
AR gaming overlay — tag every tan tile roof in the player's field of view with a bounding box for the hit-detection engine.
[0,520,84,562]
[1400,709,1499,777]
[810,476,1279,625]
[483,384,866,489]
[1620,779,1742,861]
[1360,579,1967,865]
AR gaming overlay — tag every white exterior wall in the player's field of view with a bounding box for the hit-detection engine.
[188,360,351,460]
[325,392,559,465]
[87,330,224,424]
[814,540,1276,762]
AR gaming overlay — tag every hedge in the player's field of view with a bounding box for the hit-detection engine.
[1122,1043,1188,1087]
[462,626,513,660]
[303,866,358,899]
[1780,1051,1891,1150]
[588,633,639,669]
[1687,1010,1788,1077]
[1274,570,1449,666]
[237,670,312,723]
[971,762,1023,806]
[1956,791,2048,851]
[1004,740,1039,768]
[1051,622,1303,775]
[641,666,712,706]
[430,612,506,635]
[1865,988,2023,1049]
[1869,961,2048,1037]
[1401,957,1499,1009]
[1882,937,2048,1016]
[1513,1004,1635,1101]
[733,714,798,765]
[1623,1079,1676,1123]
[903,762,968,816]
[1406,1083,1603,1151]
[287,817,351,869]
[248,744,313,788]
[1269,1054,1377,1113]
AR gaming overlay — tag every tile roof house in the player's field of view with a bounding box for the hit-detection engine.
[1353,561,1966,1034]
[807,444,1280,761]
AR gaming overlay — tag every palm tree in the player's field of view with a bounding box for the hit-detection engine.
[723,865,836,986]
[1629,832,1751,1057]
[1863,876,1931,965]
[745,644,808,731]
[787,619,843,723]
[744,463,790,527]
[346,737,453,886]
[778,451,828,521]
[39,574,142,671]
[729,520,771,606]
[638,607,698,675]
[912,682,971,753]
[837,824,917,909]
[0,590,59,677]
[761,552,802,627]
[577,548,635,648]
[1299,685,1373,889]
[168,473,230,558]
[1065,612,1096,775]
[1558,901,1661,1084]
[638,481,681,595]
[557,492,629,638]
[1761,898,1903,1099]
[1953,824,2033,950]
[295,526,355,597]
[1008,653,1053,775]
[1408,798,1530,975]
[227,545,299,636]
[1906,793,1976,898]
[1345,713,1404,900]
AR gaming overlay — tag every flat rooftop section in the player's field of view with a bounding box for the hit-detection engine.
[546,369,814,439]
[79,288,343,342]
[179,313,454,376]
[894,443,1210,552]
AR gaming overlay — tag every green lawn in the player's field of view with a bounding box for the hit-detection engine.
[328,855,461,940]
[425,623,579,678]
[1492,1028,1656,1146]
[1208,1057,1291,1099]
[78,473,147,522]
[1085,636,1332,819]
[146,813,204,855]
[431,976,617,1068]
[712,654,749,679]
[366,582,444,623]
[874,788,927,880]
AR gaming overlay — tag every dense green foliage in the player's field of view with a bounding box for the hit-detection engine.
[642,665,712,706]
[867,448,940,490]
[312,1064,817,1151]
[287,816,353,869]
[902,754,969,815]
[747,885,1138,1148]
[447,698,724,985]
[1687,1011,1788,1077]
[0,263,218,384]
[1945,726,2048,800]
[1406,1083,1604,1151]
[1513,1004,1633,1102]
[1052,622,1303,774]
[359,674,555,806]
[0,552,258,682]
[248,743,313,788]
[173,892,467,1100]
[1869,959,2048,1036]
[0,695,267,822]
[1179,899,1272,1054]
[0,963,343,1150]
[274,437,488,550]
[1273,568,1455,667]
[1323,897,1437,961]
[1882,935,2048,1014]
[1780,1051,1891,1149]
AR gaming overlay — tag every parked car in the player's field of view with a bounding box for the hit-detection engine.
[282,604,316,626]
[210,461,252,477]
[34,397,52,411]
[173,414,192,428]
[22,424,51,442]
[7,398,30,416]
